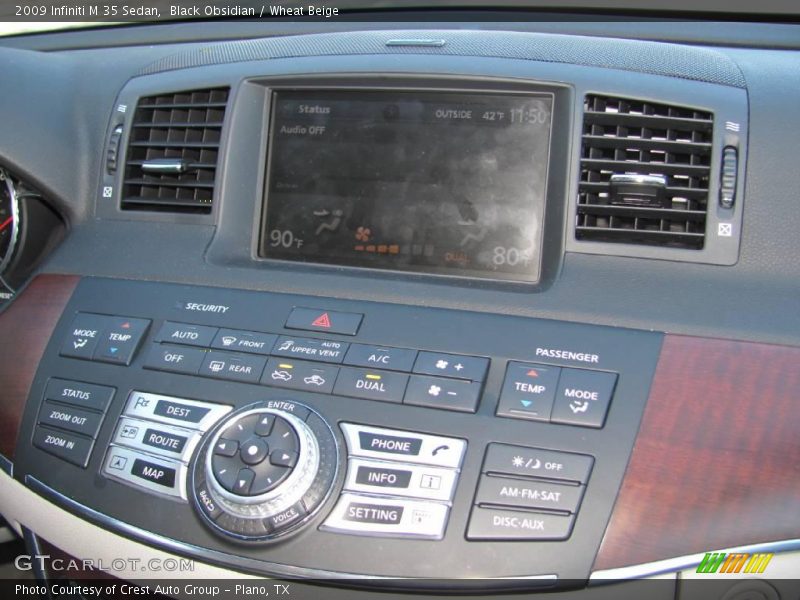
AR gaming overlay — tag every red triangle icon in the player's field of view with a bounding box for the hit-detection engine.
[311,312,332,328]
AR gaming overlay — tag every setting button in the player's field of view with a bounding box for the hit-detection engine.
[322,493,449,539]
[262,358,338,395]
[467,507,574,540]
[413,352,489,382]
[33,426,94,468]
[211,329,277,355]
[38,401,103,438]
[344,344,418,372]
[341,423,466,469]
[155,321,218,348]
[334,367,408,403]
[483,444,593,484]
[60,313,111,360]
[285,307,363,336]
[272,336,349,364]
[44,378,115,413]
[550,369,618,429]
[346,458,458,502]
[199,350,267,384]
[475,475,584,513]
[497,362,561,422]
[404,375,481,413]
[92,316,151,366]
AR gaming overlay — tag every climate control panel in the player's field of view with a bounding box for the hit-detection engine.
[14,277,662,585]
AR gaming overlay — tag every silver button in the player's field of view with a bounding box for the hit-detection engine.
[322,493,449,539]
[341,423,466,469]
[103,445,187,500]
[123,391,231,431]
[344,458,458,503]
[112,417,202,463]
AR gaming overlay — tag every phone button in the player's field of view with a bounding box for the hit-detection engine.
[340,423,466,469]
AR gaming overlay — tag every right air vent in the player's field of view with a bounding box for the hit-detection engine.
[576,95,714,250]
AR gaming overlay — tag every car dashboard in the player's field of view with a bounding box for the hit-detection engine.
[0,16,798,599]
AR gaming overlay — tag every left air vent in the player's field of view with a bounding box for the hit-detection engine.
[121,87,229,214]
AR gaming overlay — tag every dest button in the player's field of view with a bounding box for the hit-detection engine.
[496,362,561,422]
[285,307,363,336]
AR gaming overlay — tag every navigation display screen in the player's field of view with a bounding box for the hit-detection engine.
[260,90,553,282]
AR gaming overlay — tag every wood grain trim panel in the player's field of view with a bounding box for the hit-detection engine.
[0,274,78,459]
[594,334,800,571]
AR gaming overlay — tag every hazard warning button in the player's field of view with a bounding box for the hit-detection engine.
[285,308,363,336]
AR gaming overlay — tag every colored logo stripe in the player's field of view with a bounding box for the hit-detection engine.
[696,552,773,574]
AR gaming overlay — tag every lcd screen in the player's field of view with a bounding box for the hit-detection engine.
[260,90,552,282]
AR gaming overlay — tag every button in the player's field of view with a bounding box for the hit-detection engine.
[103,446,186,499]
[550,369,617,429]
[270,449,298,468]
[341,423,466,469]
[285,307,363,336]
[232,468,255,494]
[413,352,489,382]
[112,417,201,463]
[496,362,561,422]
[272,336,349,363]
[38,401,104,438]
[92,316,151,365]
[483,444,593,484]
[240,438,269,465]
[467,507,574,540]
[44,379,115,413]
[475,475,584,513]
[123,391,231,431]
[33,426,94,468]
[254,414,274,437]
[60,313,112,360]
[143,344,207,375]
[344,344,418,372]
[262,358,338,395]
[199,351,267,384]
[333,367,408,403]
[211,329,278,355]
[195,480,223,522]
[214,439,239,457]
[250,461,291,496]
[719,146,738,209]
[266,501,307,531]
[345,458,458,502]
[404,375,481,413]
[155,321,218,347]
[322,493,449,539]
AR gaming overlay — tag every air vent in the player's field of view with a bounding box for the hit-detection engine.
[576,95,713,249]
[121,88,229,214]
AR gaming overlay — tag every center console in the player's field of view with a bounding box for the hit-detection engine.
[13,276,661,587]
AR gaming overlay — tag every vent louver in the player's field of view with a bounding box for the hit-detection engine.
[576,95,713,249]
[121,88,229,214]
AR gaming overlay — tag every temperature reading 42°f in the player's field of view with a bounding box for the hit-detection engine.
[270,229,304,249]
